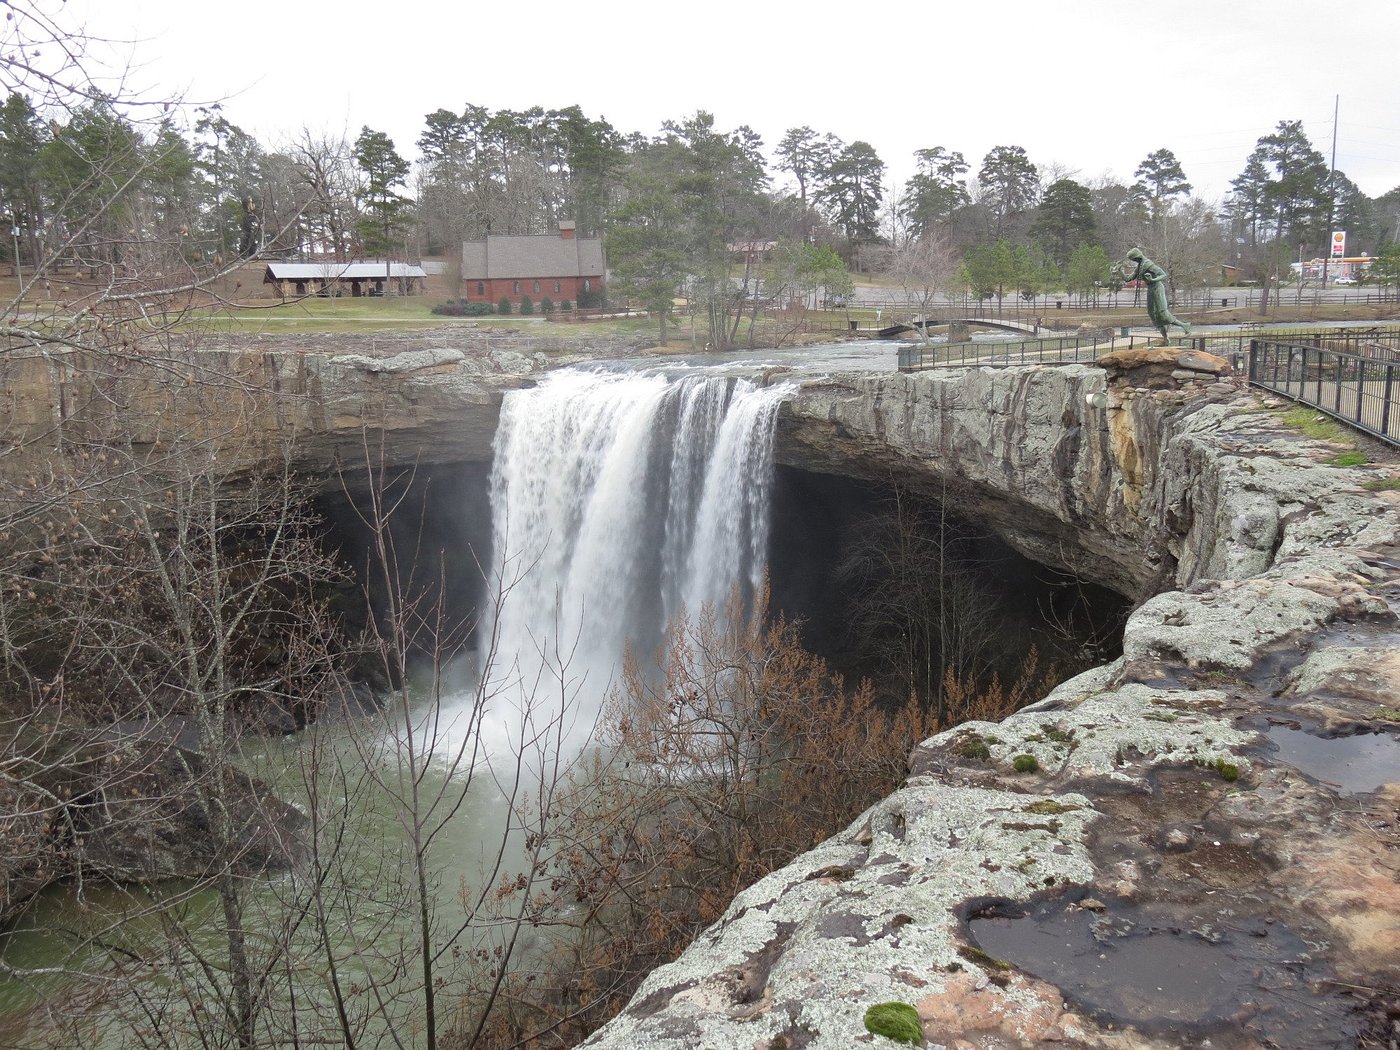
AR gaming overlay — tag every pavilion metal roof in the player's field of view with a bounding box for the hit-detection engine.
[264,262,427,280]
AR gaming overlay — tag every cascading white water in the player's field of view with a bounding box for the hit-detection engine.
[451,365,792,757]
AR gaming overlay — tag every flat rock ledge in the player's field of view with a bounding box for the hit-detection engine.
[585,367,1400,1049]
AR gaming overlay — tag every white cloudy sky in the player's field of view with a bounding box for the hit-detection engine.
[54,0,1400,203]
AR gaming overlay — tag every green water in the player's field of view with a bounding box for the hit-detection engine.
[0,688,551,1049]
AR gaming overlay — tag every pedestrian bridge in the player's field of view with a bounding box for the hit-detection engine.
[877,317,1040,338]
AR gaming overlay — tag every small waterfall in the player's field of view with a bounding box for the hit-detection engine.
[459,366,792,754]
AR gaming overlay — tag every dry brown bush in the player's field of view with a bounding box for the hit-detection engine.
[465,583,1056,1047]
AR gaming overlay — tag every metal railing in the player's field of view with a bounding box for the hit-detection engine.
[1188,326,1400,371]
[1249,340,1399,446]
[897,332,1171,370]
[898,325,1400,374]
[844,289,1400,319]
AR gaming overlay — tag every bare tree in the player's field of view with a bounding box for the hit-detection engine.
[836,483,1009,718]
[288,129,361,260]
[880,232,959,345]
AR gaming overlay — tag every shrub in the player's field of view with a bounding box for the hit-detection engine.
[1012,753,1039,773]
[430,299,493,317]
[539,296,554,314]
[561,299,573,313]
[577,288,603,310]
[493,583,946,1042]
[520,295,534,315]
[497,296,512,315]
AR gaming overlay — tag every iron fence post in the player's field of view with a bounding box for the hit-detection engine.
[1383,364,1394,440]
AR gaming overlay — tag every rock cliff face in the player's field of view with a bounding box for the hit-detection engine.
[775,354,1253,600]
[585,354,1400,1049]
[0,331,633,488]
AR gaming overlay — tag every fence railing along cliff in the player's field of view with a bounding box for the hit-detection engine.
[894,325,1400,447]
[1248,340,1400,446]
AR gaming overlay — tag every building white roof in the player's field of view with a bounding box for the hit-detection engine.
[264,262,427,280]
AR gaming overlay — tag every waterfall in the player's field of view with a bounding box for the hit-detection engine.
[454,366,791,755]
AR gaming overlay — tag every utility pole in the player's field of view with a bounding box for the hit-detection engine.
[1321,95,1339,289]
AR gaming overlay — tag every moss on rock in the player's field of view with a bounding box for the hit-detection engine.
[863,1001,923,1044]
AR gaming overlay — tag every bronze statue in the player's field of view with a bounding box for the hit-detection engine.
[1125,248,1191,344]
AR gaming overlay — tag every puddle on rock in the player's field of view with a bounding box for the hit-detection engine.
[968,895,1363,1047]
[1265,724,1399,795]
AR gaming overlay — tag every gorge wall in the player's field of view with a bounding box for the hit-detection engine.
[6,338,1398,1046]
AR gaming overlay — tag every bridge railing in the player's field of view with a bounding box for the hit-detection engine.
[1248,340,1399,446]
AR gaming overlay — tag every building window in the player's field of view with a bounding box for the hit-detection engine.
[554,280,561,294]
[583,279,591,292]
[476,281,485,296]
[533,280,541,294]
[513,280,520,294]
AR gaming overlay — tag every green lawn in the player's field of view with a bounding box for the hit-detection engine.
[192,295,467,334]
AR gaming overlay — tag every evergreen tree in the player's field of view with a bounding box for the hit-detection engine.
[0,93,45,267]
[1227,149,1272,246]
[1133,147,1192,232]
[193,108,264,260]
[976,145,1038,240]
[901,146,970,238]
[1032,178,1096,268]
[1234,120,1330,248]
[352,126,411,261]
[814,140,886,251]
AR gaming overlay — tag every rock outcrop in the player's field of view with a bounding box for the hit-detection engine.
[2,722,306,919]
[585,352,1400,1049]
[775,350,1252,599]
[0,328,649,489]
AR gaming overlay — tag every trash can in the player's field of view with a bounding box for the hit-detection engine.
[1055,301,1063,309]
[1220,298,1228,307]
[849,320,858,331]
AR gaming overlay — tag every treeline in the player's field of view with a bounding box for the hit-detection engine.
[4,90,1398,304]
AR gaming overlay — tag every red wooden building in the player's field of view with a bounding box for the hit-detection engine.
[461,221,605,307]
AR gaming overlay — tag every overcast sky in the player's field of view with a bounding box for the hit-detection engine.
[57,0,1400,206]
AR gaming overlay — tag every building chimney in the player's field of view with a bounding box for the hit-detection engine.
[559,220,576,241]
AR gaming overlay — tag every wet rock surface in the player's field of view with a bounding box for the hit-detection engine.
[586,367,1400,1049]
[968,892,1356,1048]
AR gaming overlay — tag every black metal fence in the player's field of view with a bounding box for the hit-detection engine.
[894,325,1400,447]
[1249,341,1399,446]
[899,326,1400,374]
[1188,326,1400,371]
[848,289,1400,320]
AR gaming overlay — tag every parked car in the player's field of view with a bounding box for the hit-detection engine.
[1333,276,1357,285]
